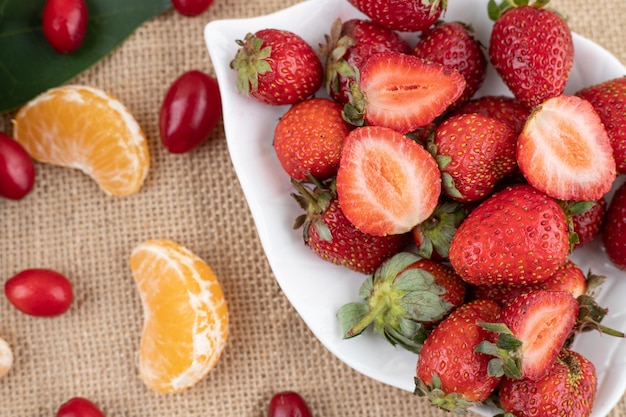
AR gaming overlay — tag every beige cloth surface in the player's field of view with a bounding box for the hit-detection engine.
[1,0,625,415]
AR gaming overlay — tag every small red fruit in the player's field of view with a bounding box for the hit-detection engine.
[348,0,445,32]
[56,397,105,417]
[0,132,36,200]
[268,391,312,417]
[451,95,531,135]
[42,0,88,54]
[602,181,626,269]
[171,0,214,17]
[5,269,73,317]
[159,70,222,154]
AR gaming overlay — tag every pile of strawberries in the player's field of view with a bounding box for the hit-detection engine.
[230,0,626,415]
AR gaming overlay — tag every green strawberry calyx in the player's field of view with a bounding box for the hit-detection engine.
[414,373,480,414]
[230,33,273,95]
[318,18,358,98]
[413,199,467,259]
[475,322,524,379]
[291,177,336,243]
[487,0,551,21]
[337,252,453,354]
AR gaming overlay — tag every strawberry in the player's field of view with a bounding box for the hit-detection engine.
[291,179,410,275]
[576,77,626,174]
[230,29,323,105]
[342,52,466,134]
[335,125,441,236]
[478,290,578,381]
[451,95,531,135]
[319,18,410,104]
[347,0,446,32]
[337,253,465,353]
[414,299,502,412]
[497,349,597,417]
[273,97,352,181]
[517,95,616,201]
[488,0,574,108]
[411,198,468,260]
[448,184,571,286]
[602,180,626,269]
[429,113,518,202]
[412,21,487,109]
[569,198,606,249]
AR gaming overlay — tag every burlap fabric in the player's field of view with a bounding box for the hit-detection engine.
[1,0,625,415]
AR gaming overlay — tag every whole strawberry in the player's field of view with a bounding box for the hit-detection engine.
[348,0,446,32]
[451,95,531,134]
[414,299,502,413]
[291,179,410,274]
[448,184,571,286]
[429,113,518,202]
[577,77,626,174]
[337,253,465,353]
[488,0,574,108]
[274,97,352,181]
[320,18,410,104]
[498,349,597,417]
[413,21,487,109]
[230,29,323,105]
[602,181,626,269]
[570,198,606,249]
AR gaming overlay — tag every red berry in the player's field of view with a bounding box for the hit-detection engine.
[602,181,626,269]
[5,269,73,317]
[42,0,88,54]
[159,70,222,154]
[268,391,312,417]
[56,397,105,417]
[0,132,35,200]
[171,0,214,16]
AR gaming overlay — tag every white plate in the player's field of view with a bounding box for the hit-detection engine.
[204,1,626,415]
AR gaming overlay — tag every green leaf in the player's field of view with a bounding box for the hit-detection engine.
[0,0,172,113]
[337,302,370,338]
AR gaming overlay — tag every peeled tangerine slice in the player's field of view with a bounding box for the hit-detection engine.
[130,239,228,393]
[13,85,150,197]
[0,337,13,378]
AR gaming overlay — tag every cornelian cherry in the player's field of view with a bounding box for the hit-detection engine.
[268,391,313,417]
[159,70,222,153]
[5,269,73,317]
[171,0,214,17]
[56,397,105,417]
[42,0,88,54]
[0,132,35,200]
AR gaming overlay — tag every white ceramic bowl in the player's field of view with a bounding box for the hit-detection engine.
[204,1,626,415]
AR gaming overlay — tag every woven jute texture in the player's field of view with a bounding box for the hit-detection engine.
[1,0,625,416]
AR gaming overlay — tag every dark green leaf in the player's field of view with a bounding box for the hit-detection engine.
[0,0,171,113]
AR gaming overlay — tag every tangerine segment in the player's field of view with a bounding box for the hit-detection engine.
[0,337,13,378]
[130,239,228,393]
[13,85,150,196]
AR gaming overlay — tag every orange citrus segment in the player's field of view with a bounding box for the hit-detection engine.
[0,337,13,378]
[13,85,150,196]
[130,239,228,393]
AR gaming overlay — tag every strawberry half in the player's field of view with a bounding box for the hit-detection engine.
[478,290,578,381]
[336,125,441,236]
[343,52,466,134]
[517,95,617,201]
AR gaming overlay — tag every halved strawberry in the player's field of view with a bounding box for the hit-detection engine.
[517,95,616,201]
[478,290,578,381]
[336,126,441,236]
[343,52,466,134]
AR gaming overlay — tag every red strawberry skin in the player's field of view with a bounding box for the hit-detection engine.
[273,98,352,181]
[323,18,410,104]
[348,0,445,32]
[489,6,574,108]
[499,290,578,381]
[415,299,502,404]
[451,95,531,135]
[413,21,487,109]
[231,29,323,105]
[306,198,411,274]
[448,184,570,286]
[358,52,466,134]
[572,198,606,250]
[602,181,626,269]
[577,77,626,174]
[499,349,597,417]
[431,113,518,202]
